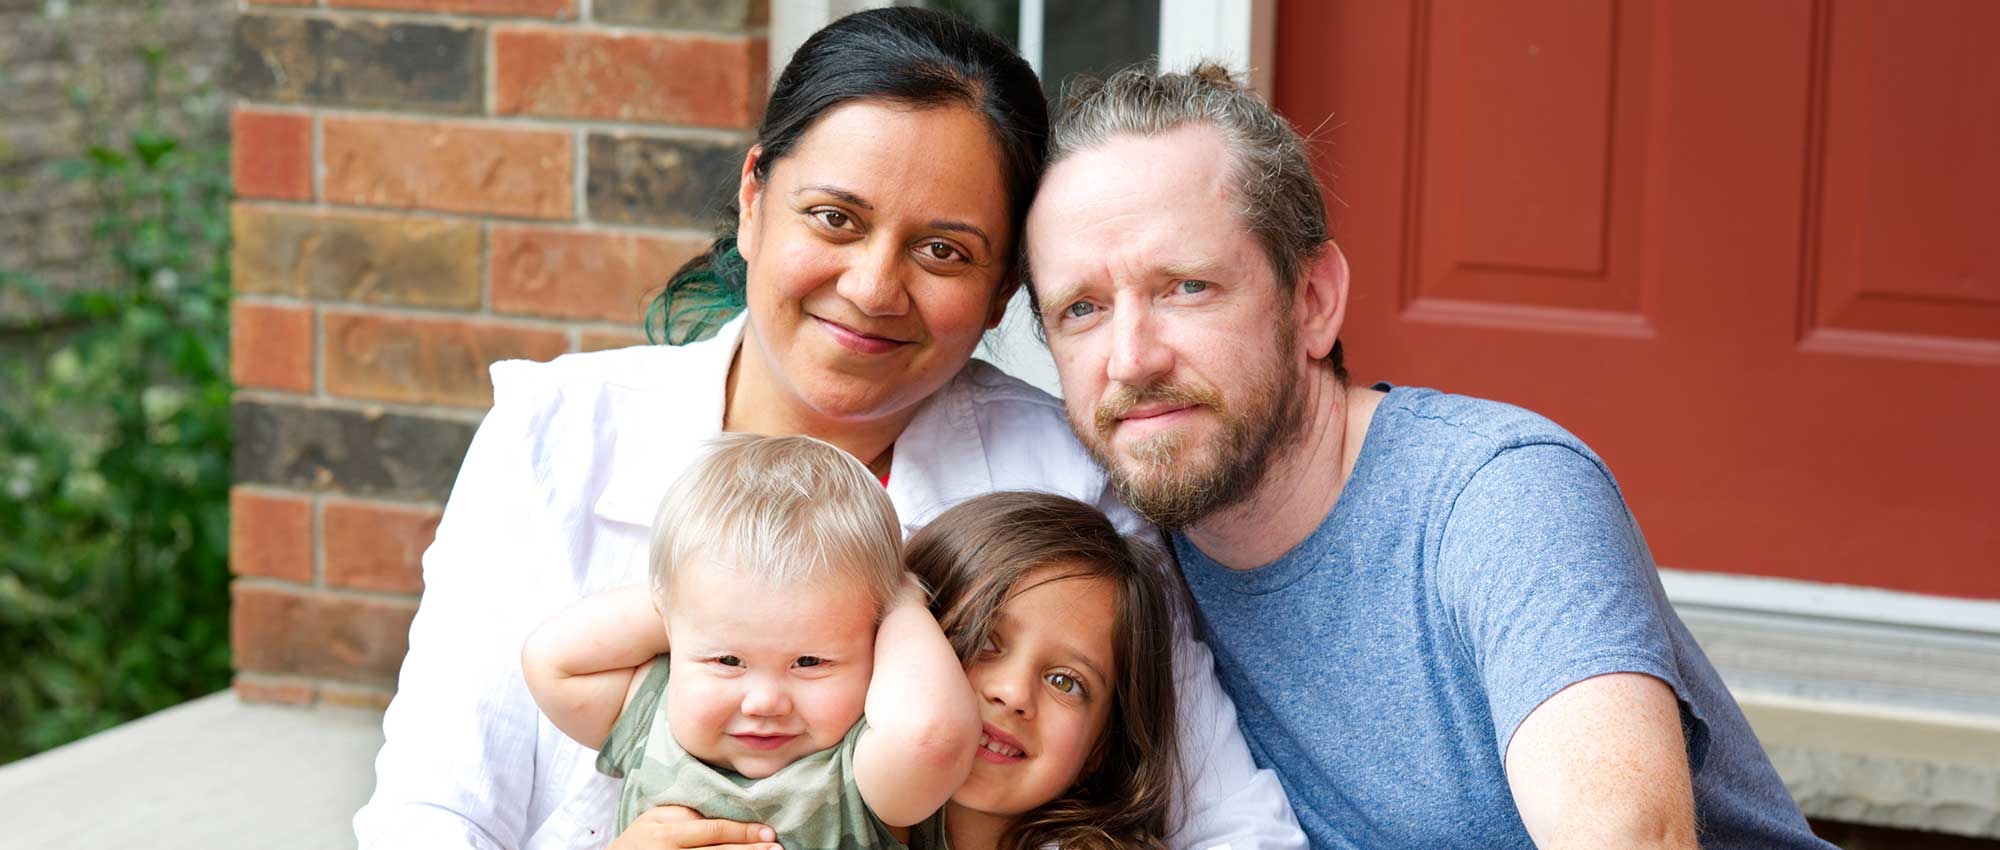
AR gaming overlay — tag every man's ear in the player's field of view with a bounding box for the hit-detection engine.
[735,146,765,261]
[1295,240,1350,361]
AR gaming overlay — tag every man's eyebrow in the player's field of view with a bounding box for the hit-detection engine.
[794,184,873,210]
[1036,282,1085,317]
[1161,258,1223,279]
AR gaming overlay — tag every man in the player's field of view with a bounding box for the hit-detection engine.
[1023,64,1836,850]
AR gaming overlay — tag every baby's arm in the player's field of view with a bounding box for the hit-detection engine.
[521,584,673,748]
[852,574,982,827]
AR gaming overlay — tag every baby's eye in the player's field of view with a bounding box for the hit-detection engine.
[1045,671,1082,695]
[713,655,742,668]
[794,656,825,668]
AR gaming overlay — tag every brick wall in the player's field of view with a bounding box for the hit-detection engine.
[0,0,233,320]
[227,0,768,706]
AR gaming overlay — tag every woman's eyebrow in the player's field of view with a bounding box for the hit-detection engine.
[795,183,873,209]
[928,219,992,252]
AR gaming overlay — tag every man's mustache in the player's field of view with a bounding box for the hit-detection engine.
[1093,382,1227,436]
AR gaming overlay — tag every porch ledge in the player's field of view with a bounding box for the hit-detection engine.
[0,691,382,850]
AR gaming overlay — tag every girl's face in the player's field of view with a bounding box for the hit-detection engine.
[953,567,1120,818]
[733,100,1015,427]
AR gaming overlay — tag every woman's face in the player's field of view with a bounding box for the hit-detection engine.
[734,100,1015,425]
[953,567,1120,818]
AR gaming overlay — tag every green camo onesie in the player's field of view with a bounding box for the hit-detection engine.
[597,656,946,850]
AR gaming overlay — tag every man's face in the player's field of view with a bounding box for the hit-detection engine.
[1027,125,1306,529]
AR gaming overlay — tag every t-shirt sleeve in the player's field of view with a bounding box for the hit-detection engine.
[1436,442,1702,763]
[597,655,673,780]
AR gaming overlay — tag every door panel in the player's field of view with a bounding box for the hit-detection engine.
[1277,0,2000,598]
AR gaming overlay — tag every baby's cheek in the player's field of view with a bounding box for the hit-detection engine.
[665,675,735,759]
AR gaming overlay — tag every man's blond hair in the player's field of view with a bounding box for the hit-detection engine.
[650,433,902,615]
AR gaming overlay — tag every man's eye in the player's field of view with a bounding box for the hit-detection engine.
[1063,301,1096,319]
[1045,672,1082,695]
[1177,279,1209,294]
[794,656,824,668]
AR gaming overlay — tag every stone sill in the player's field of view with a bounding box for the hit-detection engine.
[2,689,1995,846]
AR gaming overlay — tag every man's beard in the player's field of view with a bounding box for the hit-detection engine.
[1074,330,1306,530]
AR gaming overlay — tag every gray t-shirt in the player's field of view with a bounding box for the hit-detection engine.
[1174,385,1831,850]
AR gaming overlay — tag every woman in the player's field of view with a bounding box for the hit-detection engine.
[352,9,1301,850]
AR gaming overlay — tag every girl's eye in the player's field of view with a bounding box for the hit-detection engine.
[1063,301,1097,320]
[1045,671,1083,695]
[715,655,742,667]
[975,635,999,657]
[1177,279,1210,295]
[814,209,851,229]
[794,656,824,668]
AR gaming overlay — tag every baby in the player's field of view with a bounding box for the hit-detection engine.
[521,433,979,847]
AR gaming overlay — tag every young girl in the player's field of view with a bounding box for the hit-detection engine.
[906,491,1183,850]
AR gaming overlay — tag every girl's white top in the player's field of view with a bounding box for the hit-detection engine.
[352,315,1305,850]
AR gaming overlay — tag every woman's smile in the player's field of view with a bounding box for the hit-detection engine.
[812,314,912,355]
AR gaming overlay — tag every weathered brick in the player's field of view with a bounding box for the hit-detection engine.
[325,117,574,220]
[320,683,395,711]
[491,226,705,323]
[323,312,569,408]
[229,487,314,584]
[233,675,316,706]
[234,399,478,502]
[231,301,315,393]
[229,14,482,113]
[231,110,312,201]
[596,0,767,30]
[233,206,482,308]
[328,0,575,17]
[323,498,439,594]
[231,585,416,686]
[495,28,766,128]
[247,0,314,6]
[581,328,653,352]
[586,133,742,228]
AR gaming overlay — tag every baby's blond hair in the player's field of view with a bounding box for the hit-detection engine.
[650,433,902,616]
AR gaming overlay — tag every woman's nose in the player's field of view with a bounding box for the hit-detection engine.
[835,241,911,317]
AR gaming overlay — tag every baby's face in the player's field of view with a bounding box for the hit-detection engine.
[664,563,878,778]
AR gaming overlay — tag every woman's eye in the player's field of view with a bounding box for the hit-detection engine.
[814,209,851,229]
[794,656,824,668]
[714,655,742,667]
[1045,672,1081,695]
[921,241,965,263]
[1063,301,1097,320]
[1177,279,1210,295]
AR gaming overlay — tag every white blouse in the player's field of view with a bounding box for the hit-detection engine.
[352,316,1305,850]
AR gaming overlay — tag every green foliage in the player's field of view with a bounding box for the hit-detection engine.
[0,50,233,764]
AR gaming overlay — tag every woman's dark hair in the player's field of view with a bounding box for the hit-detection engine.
[906,492,1182,850]
[647,7,1049,344]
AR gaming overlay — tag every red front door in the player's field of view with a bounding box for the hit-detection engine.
[1276,0,2000,598]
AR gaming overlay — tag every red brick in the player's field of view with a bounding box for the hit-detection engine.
[323,117,573,220]
[323,499,439,595]
[231,301,314,393]
[233,206,483,308]
[580,328,652,352]
[232,585,417,685]
[233,675,316,705]
[230,488,313,584]
[247,0,314,5]
[323,311,570,408]
[495,28,766,127]
[232,110,312,201]
[329,0,574,16]
[491,226,705,323]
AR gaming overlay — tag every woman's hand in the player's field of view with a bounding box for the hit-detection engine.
[609,805,779,850]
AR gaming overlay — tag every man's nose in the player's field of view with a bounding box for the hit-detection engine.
[1106,300,1173,388]
[834,240,911,318]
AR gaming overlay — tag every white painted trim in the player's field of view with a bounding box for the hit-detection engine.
[1659,568,2000,637]
[1156,0,1276,98]
[767,0,891,93]
[1018,0,1045,77]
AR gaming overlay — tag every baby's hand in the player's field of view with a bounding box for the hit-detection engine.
[611,805,777,850]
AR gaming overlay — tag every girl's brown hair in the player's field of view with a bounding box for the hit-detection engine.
[905,491,1182,850]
